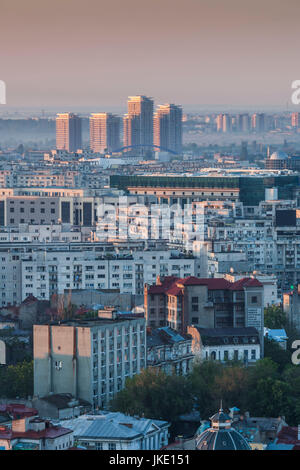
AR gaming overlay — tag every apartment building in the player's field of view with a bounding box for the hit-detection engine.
[154,104,182,154]
[56,113,82,152]
[144,275,264,352]
[123,96,154,154]
[20,249,197,300]
[0,191,156,229]
[90,113,121,153]
[34,310,146,408]
[206,203,300,295]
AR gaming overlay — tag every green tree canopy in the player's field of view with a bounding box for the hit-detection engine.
[110,368,193,423]
[0,360,33,398]
[264,305,287,329]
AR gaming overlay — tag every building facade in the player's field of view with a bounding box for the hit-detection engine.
[123,96,154,154]
[90,113,120,153]
[56,113,82,153]
[34,312,146,408]
[154,104,182,154]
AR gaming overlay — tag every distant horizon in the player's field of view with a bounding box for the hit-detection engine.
[1,103,300,118]
[1,0,300,107]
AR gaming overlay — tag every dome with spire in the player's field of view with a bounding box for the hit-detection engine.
[196,404,251,450]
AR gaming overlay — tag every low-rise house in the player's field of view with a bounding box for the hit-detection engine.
[32,394,92,420]
[229,407,287,448]
[0,403,38,426]
[0,416,73,450]
[187,326,261,364]
[59,412,170,450]
[267,426,300,450]
[147,326,194,375]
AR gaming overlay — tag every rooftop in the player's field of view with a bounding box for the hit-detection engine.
[58,412,169,441]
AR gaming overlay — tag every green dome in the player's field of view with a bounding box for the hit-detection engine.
[196,405,251,450]
[196,427,251,450]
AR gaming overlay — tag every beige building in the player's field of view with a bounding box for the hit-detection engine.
[144,275,264,353]
[56,113,82,152]
[154,104,182,154]
[123,96,153,154]
[34,311,146,408]
[90,113,120,153]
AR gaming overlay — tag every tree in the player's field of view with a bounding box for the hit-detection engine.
[187,360,223,418]
[187,360,250,418]
[0,360,33,398]
[264,337,291,372]
[247,376,292,418]
[264,305,287,329]
[110,368,193,423]
[214,365,249,412]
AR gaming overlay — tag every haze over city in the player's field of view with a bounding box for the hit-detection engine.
[2,0,300,456]
[1,0,300,109]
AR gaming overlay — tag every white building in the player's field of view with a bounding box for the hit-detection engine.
[188,326,261,364]
[59,412,170,450]
[21,249,196,301]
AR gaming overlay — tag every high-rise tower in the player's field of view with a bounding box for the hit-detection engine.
[90,113,120,153]
[123,96,153,154]
[56,113,82,152]
[154,104,182,154]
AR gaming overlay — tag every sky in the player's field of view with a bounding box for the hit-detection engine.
[0,0,300,110]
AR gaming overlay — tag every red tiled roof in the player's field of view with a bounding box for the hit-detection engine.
[148,276,180,294]
[0,424,72,441]
[276,426,299,444]
[166,286,184,296]
[0,404,38,419]
[175,277,232,289]
[147,276,263,297]
[229,277,263,290]
[148,285,166,294]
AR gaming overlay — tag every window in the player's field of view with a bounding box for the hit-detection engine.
[251,296,258,304]
[108,443,116,450]
[55,361,63,370]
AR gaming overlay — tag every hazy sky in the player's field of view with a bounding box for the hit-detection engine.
[1,0,300,109]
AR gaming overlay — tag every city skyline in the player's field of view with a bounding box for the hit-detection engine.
[1,0,300,108]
